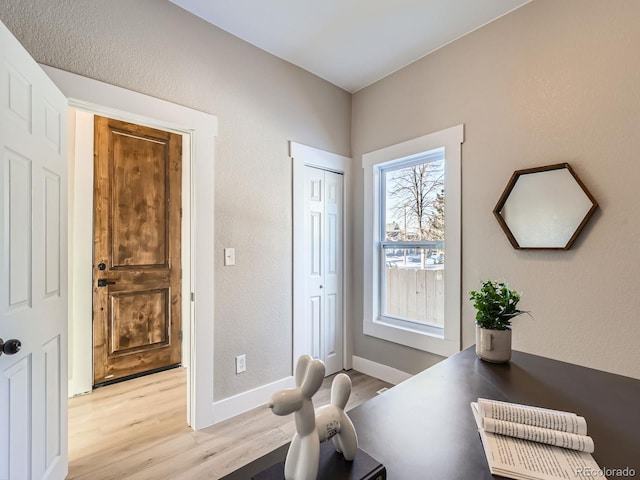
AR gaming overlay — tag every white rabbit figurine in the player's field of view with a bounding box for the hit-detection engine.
[267,355,358,480]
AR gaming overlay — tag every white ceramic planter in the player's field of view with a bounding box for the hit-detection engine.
[476,327,512,363]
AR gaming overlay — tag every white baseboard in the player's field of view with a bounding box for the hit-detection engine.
[212,358,411,424]
[351,355,412,385]
[212,375,296,424]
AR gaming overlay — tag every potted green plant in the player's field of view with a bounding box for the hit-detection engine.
[469,279,529,363]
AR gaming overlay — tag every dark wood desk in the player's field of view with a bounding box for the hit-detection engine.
[222,347,640,479]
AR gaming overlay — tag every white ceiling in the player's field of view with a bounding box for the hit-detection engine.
[170,0,531,93]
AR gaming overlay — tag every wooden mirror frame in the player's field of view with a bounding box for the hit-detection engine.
[493,163,598,250]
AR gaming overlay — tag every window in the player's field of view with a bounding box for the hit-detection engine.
[380,150,445,334]
[362,125,463,356]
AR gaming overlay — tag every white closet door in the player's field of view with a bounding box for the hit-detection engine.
[303,166,343,375]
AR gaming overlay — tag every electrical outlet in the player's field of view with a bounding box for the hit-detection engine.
[235,354,246,374]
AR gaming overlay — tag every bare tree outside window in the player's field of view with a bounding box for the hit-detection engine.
[382,159,445,326]
[385,160,444,241]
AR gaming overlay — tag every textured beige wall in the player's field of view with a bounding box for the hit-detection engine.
[4,0,638,398]
[0,0,351,399]
[352,0,640,378]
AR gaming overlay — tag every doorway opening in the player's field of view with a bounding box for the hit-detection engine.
[68,107,192,407]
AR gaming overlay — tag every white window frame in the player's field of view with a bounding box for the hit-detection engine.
[362,125,463,357]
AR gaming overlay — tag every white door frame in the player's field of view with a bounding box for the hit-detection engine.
[43,66,218,430]
[290,142,352,373]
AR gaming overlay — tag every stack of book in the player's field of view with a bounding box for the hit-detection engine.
[471,398,605,480]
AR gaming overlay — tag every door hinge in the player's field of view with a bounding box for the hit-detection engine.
[179,330,183,340]
[190,292,195,302]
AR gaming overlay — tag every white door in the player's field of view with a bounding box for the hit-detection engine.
[303,166,343,376]
[0,21,68,480]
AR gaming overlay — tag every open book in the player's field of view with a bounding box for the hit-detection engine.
[471,398,606,480]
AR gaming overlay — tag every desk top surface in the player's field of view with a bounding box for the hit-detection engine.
[223,347,640,479]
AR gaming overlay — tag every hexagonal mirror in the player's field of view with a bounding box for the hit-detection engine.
[493,163,598,250]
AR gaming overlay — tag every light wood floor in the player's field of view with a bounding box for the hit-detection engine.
[67,367,392,480]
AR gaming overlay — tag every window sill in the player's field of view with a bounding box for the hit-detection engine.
[364,315,460,357]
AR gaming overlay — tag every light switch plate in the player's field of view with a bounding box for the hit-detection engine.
[224,248,235,266]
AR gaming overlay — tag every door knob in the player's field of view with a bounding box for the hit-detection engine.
[97,279,116,287]
[0,338,21,356]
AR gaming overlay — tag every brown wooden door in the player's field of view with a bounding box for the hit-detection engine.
[93,116,182,386]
